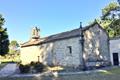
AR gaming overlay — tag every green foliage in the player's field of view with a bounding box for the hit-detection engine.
[9,49,16,54]
[0,14,9,56]
[110,19,120,37]
[10,40,19,47]
[98,19,114,37]
[99,2,120,38]
[32,62,45,73]
[102,2,119,19]
[19,62,45,73]
[0,15,5,26]
[9,40,19,55]
[0,53,20,63]
[19,64,30,73]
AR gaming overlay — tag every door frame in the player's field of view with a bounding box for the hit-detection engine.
[112,53,119,66]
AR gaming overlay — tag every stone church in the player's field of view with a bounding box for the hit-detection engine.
[20,21,110,68]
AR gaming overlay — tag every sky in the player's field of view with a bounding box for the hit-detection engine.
[0,0,117,43]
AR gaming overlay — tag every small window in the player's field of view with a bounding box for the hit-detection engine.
[67,46,72,54]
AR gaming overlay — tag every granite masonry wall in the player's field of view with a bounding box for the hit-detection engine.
[20,24,110,67]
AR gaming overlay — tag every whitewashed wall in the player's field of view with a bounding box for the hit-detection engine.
[110,38,120,65]
[20,46,40,64]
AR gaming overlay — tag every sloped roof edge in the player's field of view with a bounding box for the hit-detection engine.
[21,21,106,47]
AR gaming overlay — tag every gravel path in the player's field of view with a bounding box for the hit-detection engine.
[0,63,17,77]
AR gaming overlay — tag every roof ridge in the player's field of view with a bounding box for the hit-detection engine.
[21,21,101,47]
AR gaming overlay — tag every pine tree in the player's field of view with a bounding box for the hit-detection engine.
[0,14,9,56]
[99,2,120,38]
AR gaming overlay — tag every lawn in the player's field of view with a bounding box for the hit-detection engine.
[0,67,120,80]
[56,67,120,80]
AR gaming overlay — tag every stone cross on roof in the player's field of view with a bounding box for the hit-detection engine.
[31,27,40,39]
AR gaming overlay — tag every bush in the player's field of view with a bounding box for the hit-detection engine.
[19,62,45,73]
[19,64,30,73]
[30,61,36,66]
[33,62,45,73]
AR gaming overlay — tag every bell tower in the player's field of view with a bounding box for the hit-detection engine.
[31,27,40,39]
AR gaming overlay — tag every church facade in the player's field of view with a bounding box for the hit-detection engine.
[20,22,110,68]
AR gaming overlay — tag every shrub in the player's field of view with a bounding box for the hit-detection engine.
[33,62,45,73]
[30,61,36,66]
[19,62,45,73]
[19,64,30,73]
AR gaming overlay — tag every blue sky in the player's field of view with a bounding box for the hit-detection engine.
[0,0,117,42]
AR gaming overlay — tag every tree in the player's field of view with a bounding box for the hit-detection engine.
[110,19,120,37]
[0,14,9,56]
[10,40,19,48]
[9,40,19,54]
[102,2,119,20]
[98,2,120,38]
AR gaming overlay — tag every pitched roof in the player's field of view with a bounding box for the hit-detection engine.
[21,21,104,47]
[21,28,80,47]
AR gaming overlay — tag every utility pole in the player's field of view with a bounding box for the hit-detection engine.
[79,22,86,70]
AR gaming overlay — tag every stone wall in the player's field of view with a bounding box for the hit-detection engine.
[50,37,82,67]
[84,24,110,66]
[20,24,110,67]
[20,37,82,67]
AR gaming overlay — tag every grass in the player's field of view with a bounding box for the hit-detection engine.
[109,67,120,74]
[56,67,120,80]
[0,67,120,80]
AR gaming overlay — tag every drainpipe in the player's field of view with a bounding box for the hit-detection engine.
[79,22,86,70]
